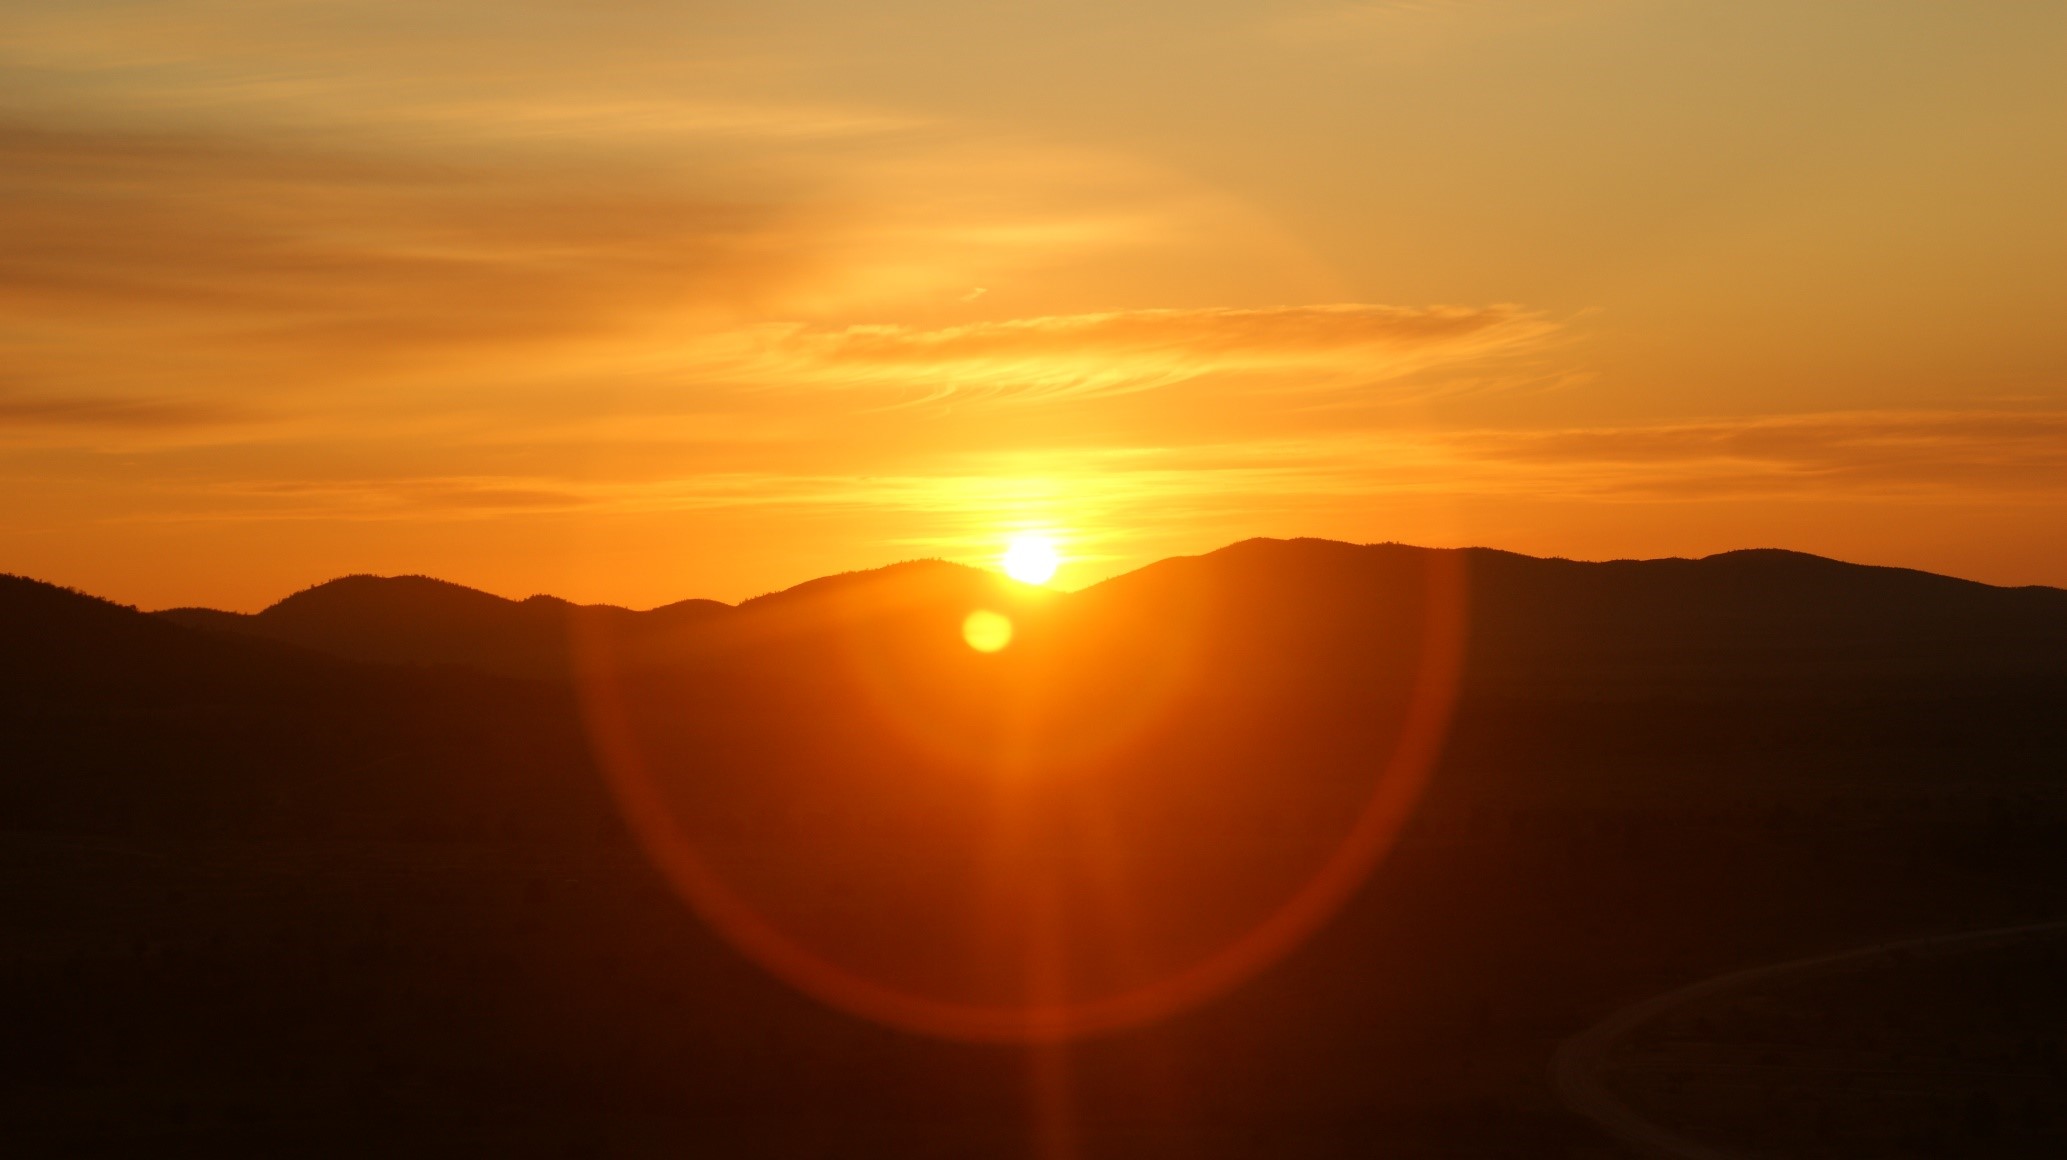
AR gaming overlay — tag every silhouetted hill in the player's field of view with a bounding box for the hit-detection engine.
[155,542,2067,693]
[1113,538,2067,687]
[737,557,979,611]
[7,542,2067,1156]
[161,574,729,681]
[2,573,613,841]
[1455,544,2067,692]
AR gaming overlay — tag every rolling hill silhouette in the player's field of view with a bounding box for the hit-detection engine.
[160,574,730,681]
[5,539,2065,1156]
[1,573,614,841]
[151,539,2067,690]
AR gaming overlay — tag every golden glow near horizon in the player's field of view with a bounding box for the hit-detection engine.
[0,0,2063,609]
[1001,534,1062,586]
[962,609,1014,653]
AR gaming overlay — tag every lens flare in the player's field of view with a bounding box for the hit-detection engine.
[962,608,1013,652]
[1003,534,1060,585]
[571,549,1468,1044]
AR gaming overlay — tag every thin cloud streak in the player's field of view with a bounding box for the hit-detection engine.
[0,118,802,381]
[1272,0,1619,43]
[1462,411,2067,498]
[733,304,1556,402]
[0,109,1329,427]
[34,407,2059,604]
[0,392,251,432]
[88,410,2067,527]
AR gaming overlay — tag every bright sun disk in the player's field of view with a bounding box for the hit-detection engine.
[1001,534,1060,585]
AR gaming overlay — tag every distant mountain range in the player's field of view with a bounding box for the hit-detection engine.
[7,536,2062,841]
[4,538,2065,1155]
[157,574,730,681]
[142,538,2067,689]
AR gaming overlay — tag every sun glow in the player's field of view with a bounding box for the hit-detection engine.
[1001,534,1061,585]
[962,609,1013,652]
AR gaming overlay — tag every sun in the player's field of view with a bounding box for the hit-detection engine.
[1001,533,1060,585]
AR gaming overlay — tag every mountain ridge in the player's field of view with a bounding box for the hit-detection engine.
[129,539,2067,686]
[5,541,2065,1154]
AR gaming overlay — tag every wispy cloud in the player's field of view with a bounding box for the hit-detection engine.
[0,118,801,380]
[0,109,1331,437]
[1273,0,1616,43]
[1457,410,2067,498]
[94,409,2066,529]
[0,390,251,432]
[727,304,1556,402]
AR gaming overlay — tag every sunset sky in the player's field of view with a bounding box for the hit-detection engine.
[4,0,2062,610]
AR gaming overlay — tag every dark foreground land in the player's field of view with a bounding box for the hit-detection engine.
[4,539,2065,1157]
[1591,924,2067,1157]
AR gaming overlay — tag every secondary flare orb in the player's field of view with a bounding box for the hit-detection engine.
[962,608,1013,652]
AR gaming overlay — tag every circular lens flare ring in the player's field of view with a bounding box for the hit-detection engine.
[571,550,1470,1044]
[1002,534,1060,585]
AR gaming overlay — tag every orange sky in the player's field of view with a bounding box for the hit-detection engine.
[3,0,2063,610]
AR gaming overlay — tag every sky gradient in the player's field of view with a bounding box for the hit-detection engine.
[4,0,2063,609]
